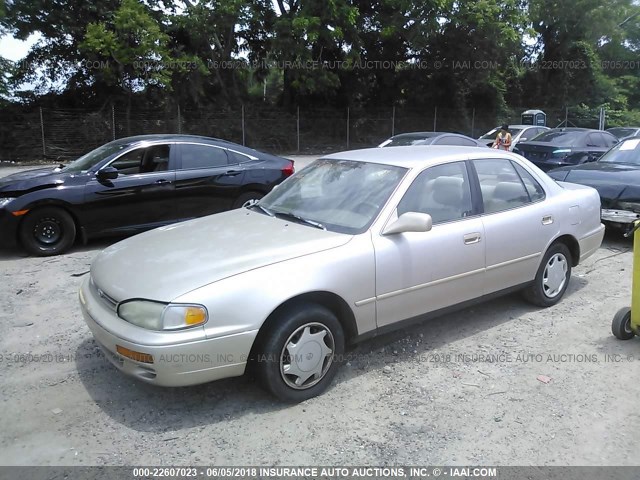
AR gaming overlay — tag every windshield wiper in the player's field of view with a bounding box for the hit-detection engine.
[248,203,275,217]
[273,211,326,230]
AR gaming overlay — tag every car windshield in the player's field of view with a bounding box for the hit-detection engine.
[607,127,639,139]
[379,134,435,147]
[599,138,640,165]
[61,141,133,173]
[531,130,584,145]
[480,128,522,139]
[259,158,407,234]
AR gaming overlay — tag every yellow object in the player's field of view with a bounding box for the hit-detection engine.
[632,221,640,331]
[185,306,207,326]
[116,345,154,364]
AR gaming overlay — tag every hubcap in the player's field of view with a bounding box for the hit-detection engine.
[242,198,260,208]
[542,253,568,298]
[34,217,62,245]
[280,322,335,390]
[624,316,633,335]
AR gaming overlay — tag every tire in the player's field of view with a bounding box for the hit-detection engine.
[233,191,264,209]
[522,242,572,307]
[255,303,345,402]
[19,207,77,256]
[612,307,635,340]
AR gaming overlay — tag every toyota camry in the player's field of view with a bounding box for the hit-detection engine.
[80,146,604,402]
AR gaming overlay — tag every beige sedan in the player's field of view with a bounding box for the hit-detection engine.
[80,146,604,402]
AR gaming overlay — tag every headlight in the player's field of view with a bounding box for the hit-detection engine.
[0,197,16,208]
[117,300,208,331]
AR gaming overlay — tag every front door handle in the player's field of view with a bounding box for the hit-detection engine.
[155,179,171,185]
[463,233,481,245]
[221,170,242,177]
[542,215,554,225]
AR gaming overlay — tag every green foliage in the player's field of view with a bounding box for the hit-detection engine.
[0,0,639,123]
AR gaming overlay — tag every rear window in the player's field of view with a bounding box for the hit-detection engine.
[532,130,584,145]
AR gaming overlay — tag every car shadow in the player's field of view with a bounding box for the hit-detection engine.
[76,279,588,433]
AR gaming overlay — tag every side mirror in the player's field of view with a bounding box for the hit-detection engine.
[383,212,433,235]
[97,166,119,180]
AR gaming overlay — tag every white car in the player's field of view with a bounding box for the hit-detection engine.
[479,125,550,150]
[80,146,604,402]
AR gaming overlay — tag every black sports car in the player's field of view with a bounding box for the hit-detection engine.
[547,136,640,233]
[0,134,294,256]
[378,132,487,148]
[514,128,618,172]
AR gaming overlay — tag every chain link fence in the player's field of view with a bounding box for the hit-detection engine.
[0,104,608,163]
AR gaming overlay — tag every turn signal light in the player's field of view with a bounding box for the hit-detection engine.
[116,345,154,364]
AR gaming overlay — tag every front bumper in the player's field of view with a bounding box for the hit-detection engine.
[601,209,640,225]
[0,208,20,248]
[79,277,258,387]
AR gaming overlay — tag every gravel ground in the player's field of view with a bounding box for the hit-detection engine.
[0,161,639,466]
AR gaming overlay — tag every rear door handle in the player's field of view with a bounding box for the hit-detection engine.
[221,170,242,177]
[463,233,481,245]
[155,179,171,185]
[542,215,554,225]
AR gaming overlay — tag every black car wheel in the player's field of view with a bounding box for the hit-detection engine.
[20,207,76,256]
[522,242,572,307]
[233,191,264,209]
[255,303,344,402]
[612,307,635,340]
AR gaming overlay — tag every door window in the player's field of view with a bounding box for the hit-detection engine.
[109,145,171,175]
[512,162,545,202]
[180,144,228,169]
[473,159,531,214]
[397,161,473,224]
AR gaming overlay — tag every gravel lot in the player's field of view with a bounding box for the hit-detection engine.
[1,160,639,466]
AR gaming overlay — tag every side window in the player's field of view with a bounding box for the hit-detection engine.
[397,161,473,224]
[445,136,477,146]
[110,145,171,175]
[227,150,253,164]
[512,162,545,202]
[180,144,228,169]
[473,159,531,214]
[602,133,617,147]
[586,134,603,147]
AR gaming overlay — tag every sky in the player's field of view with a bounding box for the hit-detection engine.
[0,33,39,61]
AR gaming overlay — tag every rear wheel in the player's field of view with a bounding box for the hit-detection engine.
[233,191,264,209]
[19,207,76,256]
[612,307,635,340]
[523,242,572,307]
[255,303,344,402]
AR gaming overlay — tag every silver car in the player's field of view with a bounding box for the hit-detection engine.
[80,146,605,402]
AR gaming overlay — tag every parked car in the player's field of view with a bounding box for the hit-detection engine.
[606,127,640,140]
[548,136,640,233]
[0,134,294,256]
[379,132,487,148]
[80,146,604,402]
[513,128,618,172]
[478,124,549,150]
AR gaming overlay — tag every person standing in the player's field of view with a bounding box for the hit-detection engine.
[492,124,512,150]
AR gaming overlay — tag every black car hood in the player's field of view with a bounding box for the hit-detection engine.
[0,167,72,195]
[551,162,640,207]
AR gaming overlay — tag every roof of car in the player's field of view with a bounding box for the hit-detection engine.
[322,145,513,168]
[114,134,225,144]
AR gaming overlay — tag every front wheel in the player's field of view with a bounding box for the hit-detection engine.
[612,307,635,340]
[255,304,345,402]
[19,207,77,256]
[523,242,572,307]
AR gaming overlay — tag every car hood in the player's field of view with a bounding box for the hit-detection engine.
[90,209,353,302]
[550,162,640,207]
[0,166,70,194]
